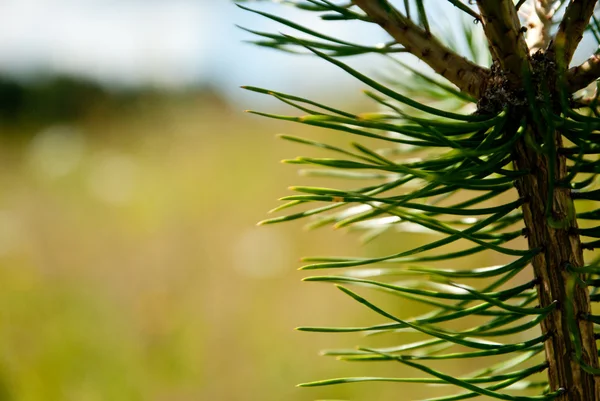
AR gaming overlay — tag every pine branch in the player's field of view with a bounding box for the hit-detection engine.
[240,2,600,400]
[446,0,482,22]
[549,0,598,67]
[567,54,600,92]
[475,0,530,84]
[352,0,489,98]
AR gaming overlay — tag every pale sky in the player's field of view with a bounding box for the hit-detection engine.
[0,0,226,87]
[0,0,402,105]
[0,1,592,103]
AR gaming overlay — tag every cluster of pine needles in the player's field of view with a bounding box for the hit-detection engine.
[239,1,600,399]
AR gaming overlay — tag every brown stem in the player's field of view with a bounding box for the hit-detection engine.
[512,127,600,400]
[567,54,600,92]
[352,0,489,98]
[549,0,598,67]
[475,0,531,85]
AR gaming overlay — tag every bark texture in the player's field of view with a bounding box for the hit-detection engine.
[475,2,600,396]
[476,0,530,84]
[567,54,600,93]
[353,0,489,98]
[350,1,600,398]
[549,0,598,66]
[512,126,600,400]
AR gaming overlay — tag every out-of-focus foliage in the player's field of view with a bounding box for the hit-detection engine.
[0,76,110,125]
[0,75,472,401]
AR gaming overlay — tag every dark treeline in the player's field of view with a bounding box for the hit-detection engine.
[0,75,114,124]
[0,75,229,129]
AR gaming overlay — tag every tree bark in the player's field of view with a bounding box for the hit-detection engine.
[353,0,489,98]
[512,126,600,400]
[476,0,531,84]
[549,0,598,67]
[352,1,600,398]
[567,54,600,93]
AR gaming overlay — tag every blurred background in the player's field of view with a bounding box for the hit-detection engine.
[0,1,594,401]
